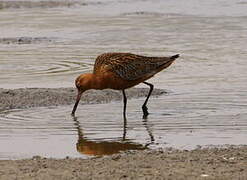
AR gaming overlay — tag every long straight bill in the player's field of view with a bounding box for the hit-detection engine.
[71,91,83,116]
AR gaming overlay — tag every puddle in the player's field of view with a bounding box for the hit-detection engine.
[0,96,246,160]
[0,103,151,159]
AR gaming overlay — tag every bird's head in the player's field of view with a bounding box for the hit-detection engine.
[75,73,95,92]
[71,73,93,116]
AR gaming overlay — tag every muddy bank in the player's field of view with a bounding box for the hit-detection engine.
[0,0,101,9]
[0,146,246,180]
[0,88,165,110]
[0,37,54,45]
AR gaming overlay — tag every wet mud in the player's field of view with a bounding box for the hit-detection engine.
[0,37,53,44]
[121,11,166,17]
[0,87,165,110]
[0,1,98,9]
[0,146,246,180]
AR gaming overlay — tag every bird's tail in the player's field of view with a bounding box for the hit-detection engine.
[170,54,180,60]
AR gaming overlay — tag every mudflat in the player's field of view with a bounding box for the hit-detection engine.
[0,146,246,180]
[0,87,165,110]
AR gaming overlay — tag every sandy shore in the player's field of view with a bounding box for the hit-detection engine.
[0,146,246,180]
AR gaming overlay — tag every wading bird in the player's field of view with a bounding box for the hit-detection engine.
[71,52,179,118]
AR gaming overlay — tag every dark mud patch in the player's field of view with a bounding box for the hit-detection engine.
[121,11,185,17]
[121,11,166,17]
[0,146,246,180]
[0,37,54,45]
[0,0,102,9]
[0,88,166,110]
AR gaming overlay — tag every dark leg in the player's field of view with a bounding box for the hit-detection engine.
[122,90,127,120]
[71,90,83,116]
[142,82,154,118]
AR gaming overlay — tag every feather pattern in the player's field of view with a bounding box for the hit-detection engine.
[93,52,178,80]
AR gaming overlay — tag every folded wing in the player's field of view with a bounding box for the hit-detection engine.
[94,53,178,81]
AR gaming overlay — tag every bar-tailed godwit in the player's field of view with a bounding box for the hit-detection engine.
[71,52,179,118]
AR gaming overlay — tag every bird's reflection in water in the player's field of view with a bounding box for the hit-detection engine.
[72,117,155,156]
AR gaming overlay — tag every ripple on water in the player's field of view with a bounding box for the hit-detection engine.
[0,95,246,159]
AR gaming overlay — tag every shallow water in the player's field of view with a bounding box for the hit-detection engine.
[0,95,246,159]
[0,0,247,159]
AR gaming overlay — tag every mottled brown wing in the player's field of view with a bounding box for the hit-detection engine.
[93,53,124,73]
[93,53,175,80]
